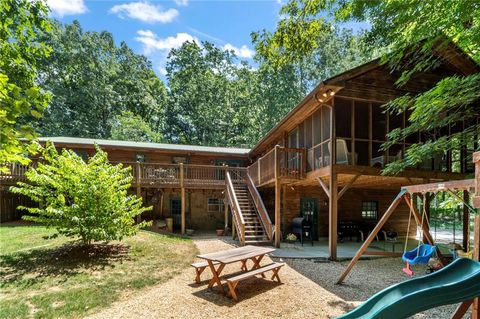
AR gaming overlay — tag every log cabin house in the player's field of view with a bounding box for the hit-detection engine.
[1,40,478,260]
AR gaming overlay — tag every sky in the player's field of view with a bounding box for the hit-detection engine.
[47,0,285,76]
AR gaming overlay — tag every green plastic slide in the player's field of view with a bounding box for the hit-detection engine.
[337,258,480,319]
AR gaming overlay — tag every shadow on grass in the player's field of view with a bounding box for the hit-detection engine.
[0,242,131,286]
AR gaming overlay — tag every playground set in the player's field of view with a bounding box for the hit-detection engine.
[337,151,480,319]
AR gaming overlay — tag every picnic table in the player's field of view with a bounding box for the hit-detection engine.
[196,245,276,294]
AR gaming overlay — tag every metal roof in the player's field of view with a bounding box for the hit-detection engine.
[37,137,250,155]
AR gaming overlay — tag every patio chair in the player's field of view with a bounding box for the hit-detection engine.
[328,139,357,165]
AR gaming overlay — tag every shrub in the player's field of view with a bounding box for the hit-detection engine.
[11,142,152,245]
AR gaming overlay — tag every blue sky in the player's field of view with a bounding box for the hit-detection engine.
[48,0,284,76]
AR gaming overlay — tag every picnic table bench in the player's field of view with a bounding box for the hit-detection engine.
[193,245,283,301]
[226,262,284,301]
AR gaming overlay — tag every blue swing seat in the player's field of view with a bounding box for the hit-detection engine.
[402,244,436,265]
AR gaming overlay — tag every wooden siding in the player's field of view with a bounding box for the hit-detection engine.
[261,185,416,238]
[0,190,35,222]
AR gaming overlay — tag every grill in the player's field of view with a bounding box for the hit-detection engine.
[291,217,313,246]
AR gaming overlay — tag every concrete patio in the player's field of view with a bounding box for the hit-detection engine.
[271,238,423,260]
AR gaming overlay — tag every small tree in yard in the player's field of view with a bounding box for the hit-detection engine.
[11,142,151,245]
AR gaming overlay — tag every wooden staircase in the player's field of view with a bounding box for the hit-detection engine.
[233,183,269,244]
[225,171,273,246]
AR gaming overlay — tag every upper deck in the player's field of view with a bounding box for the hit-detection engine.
[0,162,247,190]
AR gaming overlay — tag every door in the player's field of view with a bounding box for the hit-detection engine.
[300,198,318,240]
[171,198,181,230]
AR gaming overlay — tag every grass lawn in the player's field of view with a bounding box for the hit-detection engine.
[0,224,197,319]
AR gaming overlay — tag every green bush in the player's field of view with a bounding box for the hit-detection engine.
[11,142,151,245]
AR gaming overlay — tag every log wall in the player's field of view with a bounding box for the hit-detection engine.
[260,184,415,238]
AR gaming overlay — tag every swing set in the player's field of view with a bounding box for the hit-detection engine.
[336,151,480,319]
[401,193,437,276]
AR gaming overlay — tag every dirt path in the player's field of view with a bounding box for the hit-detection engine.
[87,237,349,319]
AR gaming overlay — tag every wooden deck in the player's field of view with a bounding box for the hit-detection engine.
[247,146,469,191]
[0,162,247,190]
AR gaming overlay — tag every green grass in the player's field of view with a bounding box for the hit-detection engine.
[0,224,197,319]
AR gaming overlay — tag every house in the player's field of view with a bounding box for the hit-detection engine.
[0,137,250,232]
[1,41,478,260]
[246,40,479,259]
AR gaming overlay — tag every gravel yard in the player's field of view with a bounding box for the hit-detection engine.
[283,258,464,319]
[87,237,465,319]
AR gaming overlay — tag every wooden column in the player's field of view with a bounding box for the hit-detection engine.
[462,190,470,251]
[329,102,337,261]
[472,152,480,319]
[224,197,229,231]
[136,162,142,223]
[472,215,480,319]
[180,163,186,235]
[224,166,229,231]
[274,145,281,248]
[232,213,236,240]
[329,172,338,261]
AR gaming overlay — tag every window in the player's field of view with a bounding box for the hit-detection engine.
[135,154,146,163]
[361,201,378,220]
[207,198,224,213]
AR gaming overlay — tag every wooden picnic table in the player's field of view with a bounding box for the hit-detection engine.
[197,245,275,294]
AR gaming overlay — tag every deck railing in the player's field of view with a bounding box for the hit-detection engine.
[0,162,34,183]
[246,174,273,240]
[0,161,247,189]
[247,145,306,187]
[225,171,245,245]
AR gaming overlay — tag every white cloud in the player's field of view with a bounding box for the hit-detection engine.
[223,43,255,59]
[47,0,87,17]
[135,30,198,55]
[174,0,188,6]
[135,30,199,77]
[109,2,178,24]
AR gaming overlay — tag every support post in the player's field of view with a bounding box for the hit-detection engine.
[329,172,338,261]
[180,163,186,235]
[463,190,470,252]
[136,162,142,223]
[232,211,236,239]
[224,166,229,231]
[224,197,229,232]
[472,215,480,319]
[422,193,431,243]
[274,145,281,248]
[329,101,337,261]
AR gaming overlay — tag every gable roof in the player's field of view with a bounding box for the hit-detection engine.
[37,137,250,156]
[248,39,480,158]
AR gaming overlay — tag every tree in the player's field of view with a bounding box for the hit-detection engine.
[0,0,51,172]
[250,0,480,174]
[11,142,151,245]
[165,41,255,147]
[110,111,163,143]
[36,21,167,139]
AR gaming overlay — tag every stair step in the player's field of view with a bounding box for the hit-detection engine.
[244,240,271,246]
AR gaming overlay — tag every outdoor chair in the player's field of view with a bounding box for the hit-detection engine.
[326,139,358,165]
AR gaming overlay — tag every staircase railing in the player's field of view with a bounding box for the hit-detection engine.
[225,170,245,245]
[246,173,273,241]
